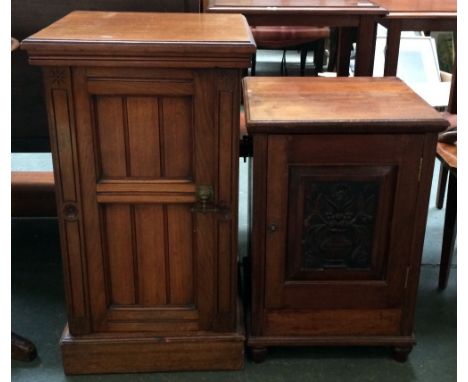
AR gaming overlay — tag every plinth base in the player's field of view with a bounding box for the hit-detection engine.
[61,326,245,374]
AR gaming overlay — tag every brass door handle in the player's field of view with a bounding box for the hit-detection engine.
[191,185,229,215]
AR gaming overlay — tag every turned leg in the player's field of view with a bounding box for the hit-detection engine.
[11,332,37,362]
[392,346,412,363]
[251,347,267,363]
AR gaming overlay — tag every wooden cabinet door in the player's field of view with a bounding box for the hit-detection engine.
[262,134,424,335]
[47,66,239,334]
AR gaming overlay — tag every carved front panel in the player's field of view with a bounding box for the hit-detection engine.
[301,180,379,270]
[286,166,394,282]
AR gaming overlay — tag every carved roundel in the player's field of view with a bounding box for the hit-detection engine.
[63,203,79,221]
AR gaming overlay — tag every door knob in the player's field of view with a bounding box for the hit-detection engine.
[191,185,230,215]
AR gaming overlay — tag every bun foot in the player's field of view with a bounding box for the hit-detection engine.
[251,347,267,363]
[392,346,412,363]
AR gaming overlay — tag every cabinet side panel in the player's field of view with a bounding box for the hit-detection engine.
[214,70,241,330]
[52,89,77,201]
[193,70,216,330]
[250,135,269,336]
[402,133,439,334]
[43,67,90,334]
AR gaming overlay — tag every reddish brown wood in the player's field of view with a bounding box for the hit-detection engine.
[264,309,402,336]
[22,11,254,374]
[243,77,446,133]
[60,322,245,374]
[11,171,56,217]
[354,16,379,76]
[448,58,457,115]
[21,11,255,68]
[375,0,456,14]
[376,0,457,76]
[204,0,387,76]
[383,20,401,76]
[250,135,268,336]
[244,77,446,362]
[437,143,457,169]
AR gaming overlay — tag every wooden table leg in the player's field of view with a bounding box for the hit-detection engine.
[314,39,326,75]
[354,16,378,76]
[383,20,401,76]
[436,162,448,209]
[439,171,457,290]
[327,28,338,72]
[336,27,352,76]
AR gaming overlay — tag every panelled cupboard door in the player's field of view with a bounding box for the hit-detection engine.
[263,134,424,336]
[58,66,238,334]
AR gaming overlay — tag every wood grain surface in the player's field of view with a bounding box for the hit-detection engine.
[205,0,386,14]
[25,9,250,371]
[437,142,457,169]
[375,0,456,14]
[22,11,256,52]
[243,77,447,133]
[245,75,443,362]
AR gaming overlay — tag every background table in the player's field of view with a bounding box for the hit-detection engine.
[375,0,456,76]
[204,0,387,76]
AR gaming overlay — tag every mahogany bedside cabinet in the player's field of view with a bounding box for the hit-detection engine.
[243,77,447,363]
[21,11,255,374]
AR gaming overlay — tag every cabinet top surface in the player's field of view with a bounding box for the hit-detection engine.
[205,0,386,14]
[22,11,256,55]
[374,0,456,14]
[243,77,448,133]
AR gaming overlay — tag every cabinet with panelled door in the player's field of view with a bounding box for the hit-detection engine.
[243,77,447,363]
[22,11,255,374]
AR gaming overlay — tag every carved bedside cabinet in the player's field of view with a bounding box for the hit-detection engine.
[21,11,255,374]
[243,77,447,363]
